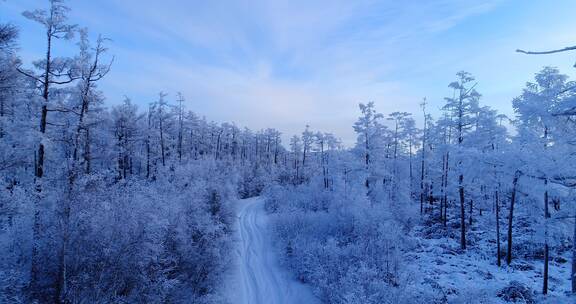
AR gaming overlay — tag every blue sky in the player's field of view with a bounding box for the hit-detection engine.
[2,0,576,144]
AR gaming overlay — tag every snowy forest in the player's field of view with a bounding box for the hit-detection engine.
[1,1,576,303]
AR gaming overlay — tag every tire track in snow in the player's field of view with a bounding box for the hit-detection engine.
[237,197,319,304]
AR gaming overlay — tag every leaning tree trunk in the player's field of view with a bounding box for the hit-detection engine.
[507,171,520,265]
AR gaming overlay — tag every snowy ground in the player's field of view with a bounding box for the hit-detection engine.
[406,215,575,303]
[226,197,319,304]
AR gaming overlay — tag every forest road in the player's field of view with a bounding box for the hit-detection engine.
[236,197,319,304]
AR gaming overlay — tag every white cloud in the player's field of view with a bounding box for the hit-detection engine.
[8,0,576,145]
[89,0,511,144]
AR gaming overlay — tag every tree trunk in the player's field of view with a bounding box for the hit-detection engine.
[55,185,71,304]
[0,93,4,138]
[409,139,413,194]
[146,107,152,178]
[322,144,326,189]
[544,179,550,218]
[440,153,446,222]
[420,99,428,214]
[84,128,91,174]
[496,188,501,267]
[469,199,473,226]
[572,207,576,293]
[159,108,166,166]
[177,96,183,162]
[420,153,425,214]
[146,138,151,178]
[507,171,520,265]
[30,189,41,293]
[543,178,549,295]
[30,28,53,298]
[215,131,222,161]
[443,152,449,226]
[543,243,549,294]
[443,200,448,226]
[365,131,370,189]
[459,174,466,250]
[36,32,51,179]
[37,108,47,178]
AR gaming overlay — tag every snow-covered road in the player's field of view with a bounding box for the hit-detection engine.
[235,197,319,304]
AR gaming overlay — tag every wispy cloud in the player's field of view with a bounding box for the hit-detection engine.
[3,0,576,145]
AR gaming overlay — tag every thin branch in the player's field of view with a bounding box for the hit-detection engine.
[51,78,79,85]
[552,107,576,117]
[47,107,81,115]
[16,67,44,84]
[463,82,478,97]
[46,122,68,127]
[553,216,576,220]
[516,45,576,55]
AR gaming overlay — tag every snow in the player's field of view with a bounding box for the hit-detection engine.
[230,197,319,304]
[406,214,576,303]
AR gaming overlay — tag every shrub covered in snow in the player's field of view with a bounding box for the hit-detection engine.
[265,183,418,304]
[497,281,535,304]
